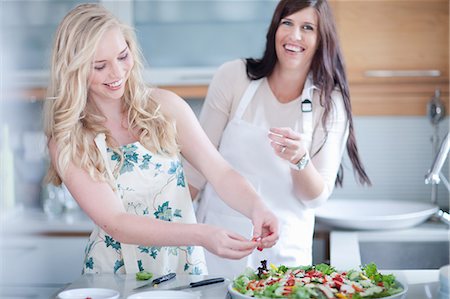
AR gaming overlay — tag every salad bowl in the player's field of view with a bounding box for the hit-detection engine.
[228,282,407,299]
[227,262,408,299]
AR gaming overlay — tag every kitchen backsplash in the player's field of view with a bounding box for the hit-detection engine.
[332,116,449,209]
[1,99,448,211]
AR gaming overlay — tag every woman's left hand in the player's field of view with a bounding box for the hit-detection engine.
[268,127,307,164]
[250,204,279,250]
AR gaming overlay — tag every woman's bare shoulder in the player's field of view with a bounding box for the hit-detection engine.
[149,87,190,116]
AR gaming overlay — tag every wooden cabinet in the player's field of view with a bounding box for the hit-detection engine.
[330,0,449,115]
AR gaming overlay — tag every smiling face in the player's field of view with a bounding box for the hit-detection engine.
[274,7,319,72]
[88,27,134,104]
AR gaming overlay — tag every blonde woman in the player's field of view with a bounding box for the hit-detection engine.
[44,3,278,275]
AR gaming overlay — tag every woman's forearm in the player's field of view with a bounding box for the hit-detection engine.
[105,213,206,247]
[291,162,326,201]
[207,167,263,219]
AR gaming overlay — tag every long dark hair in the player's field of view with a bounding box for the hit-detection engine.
[246,0,371,187]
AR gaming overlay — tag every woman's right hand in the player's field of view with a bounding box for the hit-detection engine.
[199,224,257,259]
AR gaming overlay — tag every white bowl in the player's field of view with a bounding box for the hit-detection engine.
[58,288,120,299]
[315,199,438,230]
[127,290,200,299]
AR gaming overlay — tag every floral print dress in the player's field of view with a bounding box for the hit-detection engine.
[83,137,207,275]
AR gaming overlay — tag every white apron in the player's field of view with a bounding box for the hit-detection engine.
[197,79,316,277]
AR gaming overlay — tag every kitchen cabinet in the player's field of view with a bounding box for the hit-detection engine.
[133,1,277,69]
[312,232,330,265]
[330,0,449,115]
[0,209,93,297]
[0,235,88,298]
[1,0,99,71]
[1,236,87,285]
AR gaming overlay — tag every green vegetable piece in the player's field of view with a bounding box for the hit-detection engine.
[136,271,153,281]
[346,269,360,281]
[315,263,336,275]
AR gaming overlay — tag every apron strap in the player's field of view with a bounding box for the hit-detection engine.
[94,133,140,274]
[234,79,263,120]
[94,134,116,183]
[235,78,315,138]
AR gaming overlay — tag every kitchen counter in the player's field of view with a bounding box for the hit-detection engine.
[330,221,449,271]
[389,270,440,299]
[54,274,231,299]
[327,221,447,298]
[1,207,93,235]
[54,270,441,299]
[2,209,446,298]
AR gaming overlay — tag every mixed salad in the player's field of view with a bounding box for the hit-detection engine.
[232,261,404,299]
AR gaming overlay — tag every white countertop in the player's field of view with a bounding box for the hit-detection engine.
[2,208,446,298]
[329,221,448,298]
[329,221,449,270]
[1,207,94,235]
[54,274,230,299]
[55,271,442,299]
[389,270,441,299]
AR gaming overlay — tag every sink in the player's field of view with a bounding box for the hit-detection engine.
[315,199,439,230]
[330,223,450,270]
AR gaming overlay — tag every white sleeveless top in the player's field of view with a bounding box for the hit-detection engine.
[82,136,207,275]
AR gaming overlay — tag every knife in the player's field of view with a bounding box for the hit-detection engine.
[167,277,225,291]
[133,272,176,290]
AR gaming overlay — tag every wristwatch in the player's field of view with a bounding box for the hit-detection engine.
[290,152,310,171]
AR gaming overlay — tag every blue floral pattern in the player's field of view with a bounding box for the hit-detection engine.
[83,142,207,275]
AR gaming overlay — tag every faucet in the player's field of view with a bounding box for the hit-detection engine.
[425,132,450,187]
[425,132,450,225]
[427,88,446,203]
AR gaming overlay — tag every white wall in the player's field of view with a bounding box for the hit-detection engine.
[331,116,449,209]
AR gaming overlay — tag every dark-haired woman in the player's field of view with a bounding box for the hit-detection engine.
[185,0,371,277]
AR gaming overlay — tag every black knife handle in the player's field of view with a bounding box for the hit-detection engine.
[190,277,225,288]
[153,272,176,285]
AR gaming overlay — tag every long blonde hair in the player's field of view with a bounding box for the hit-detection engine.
[44,3,178,186]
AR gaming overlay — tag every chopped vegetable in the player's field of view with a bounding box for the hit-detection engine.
[232,261,403,299]
[135,271,153,281]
